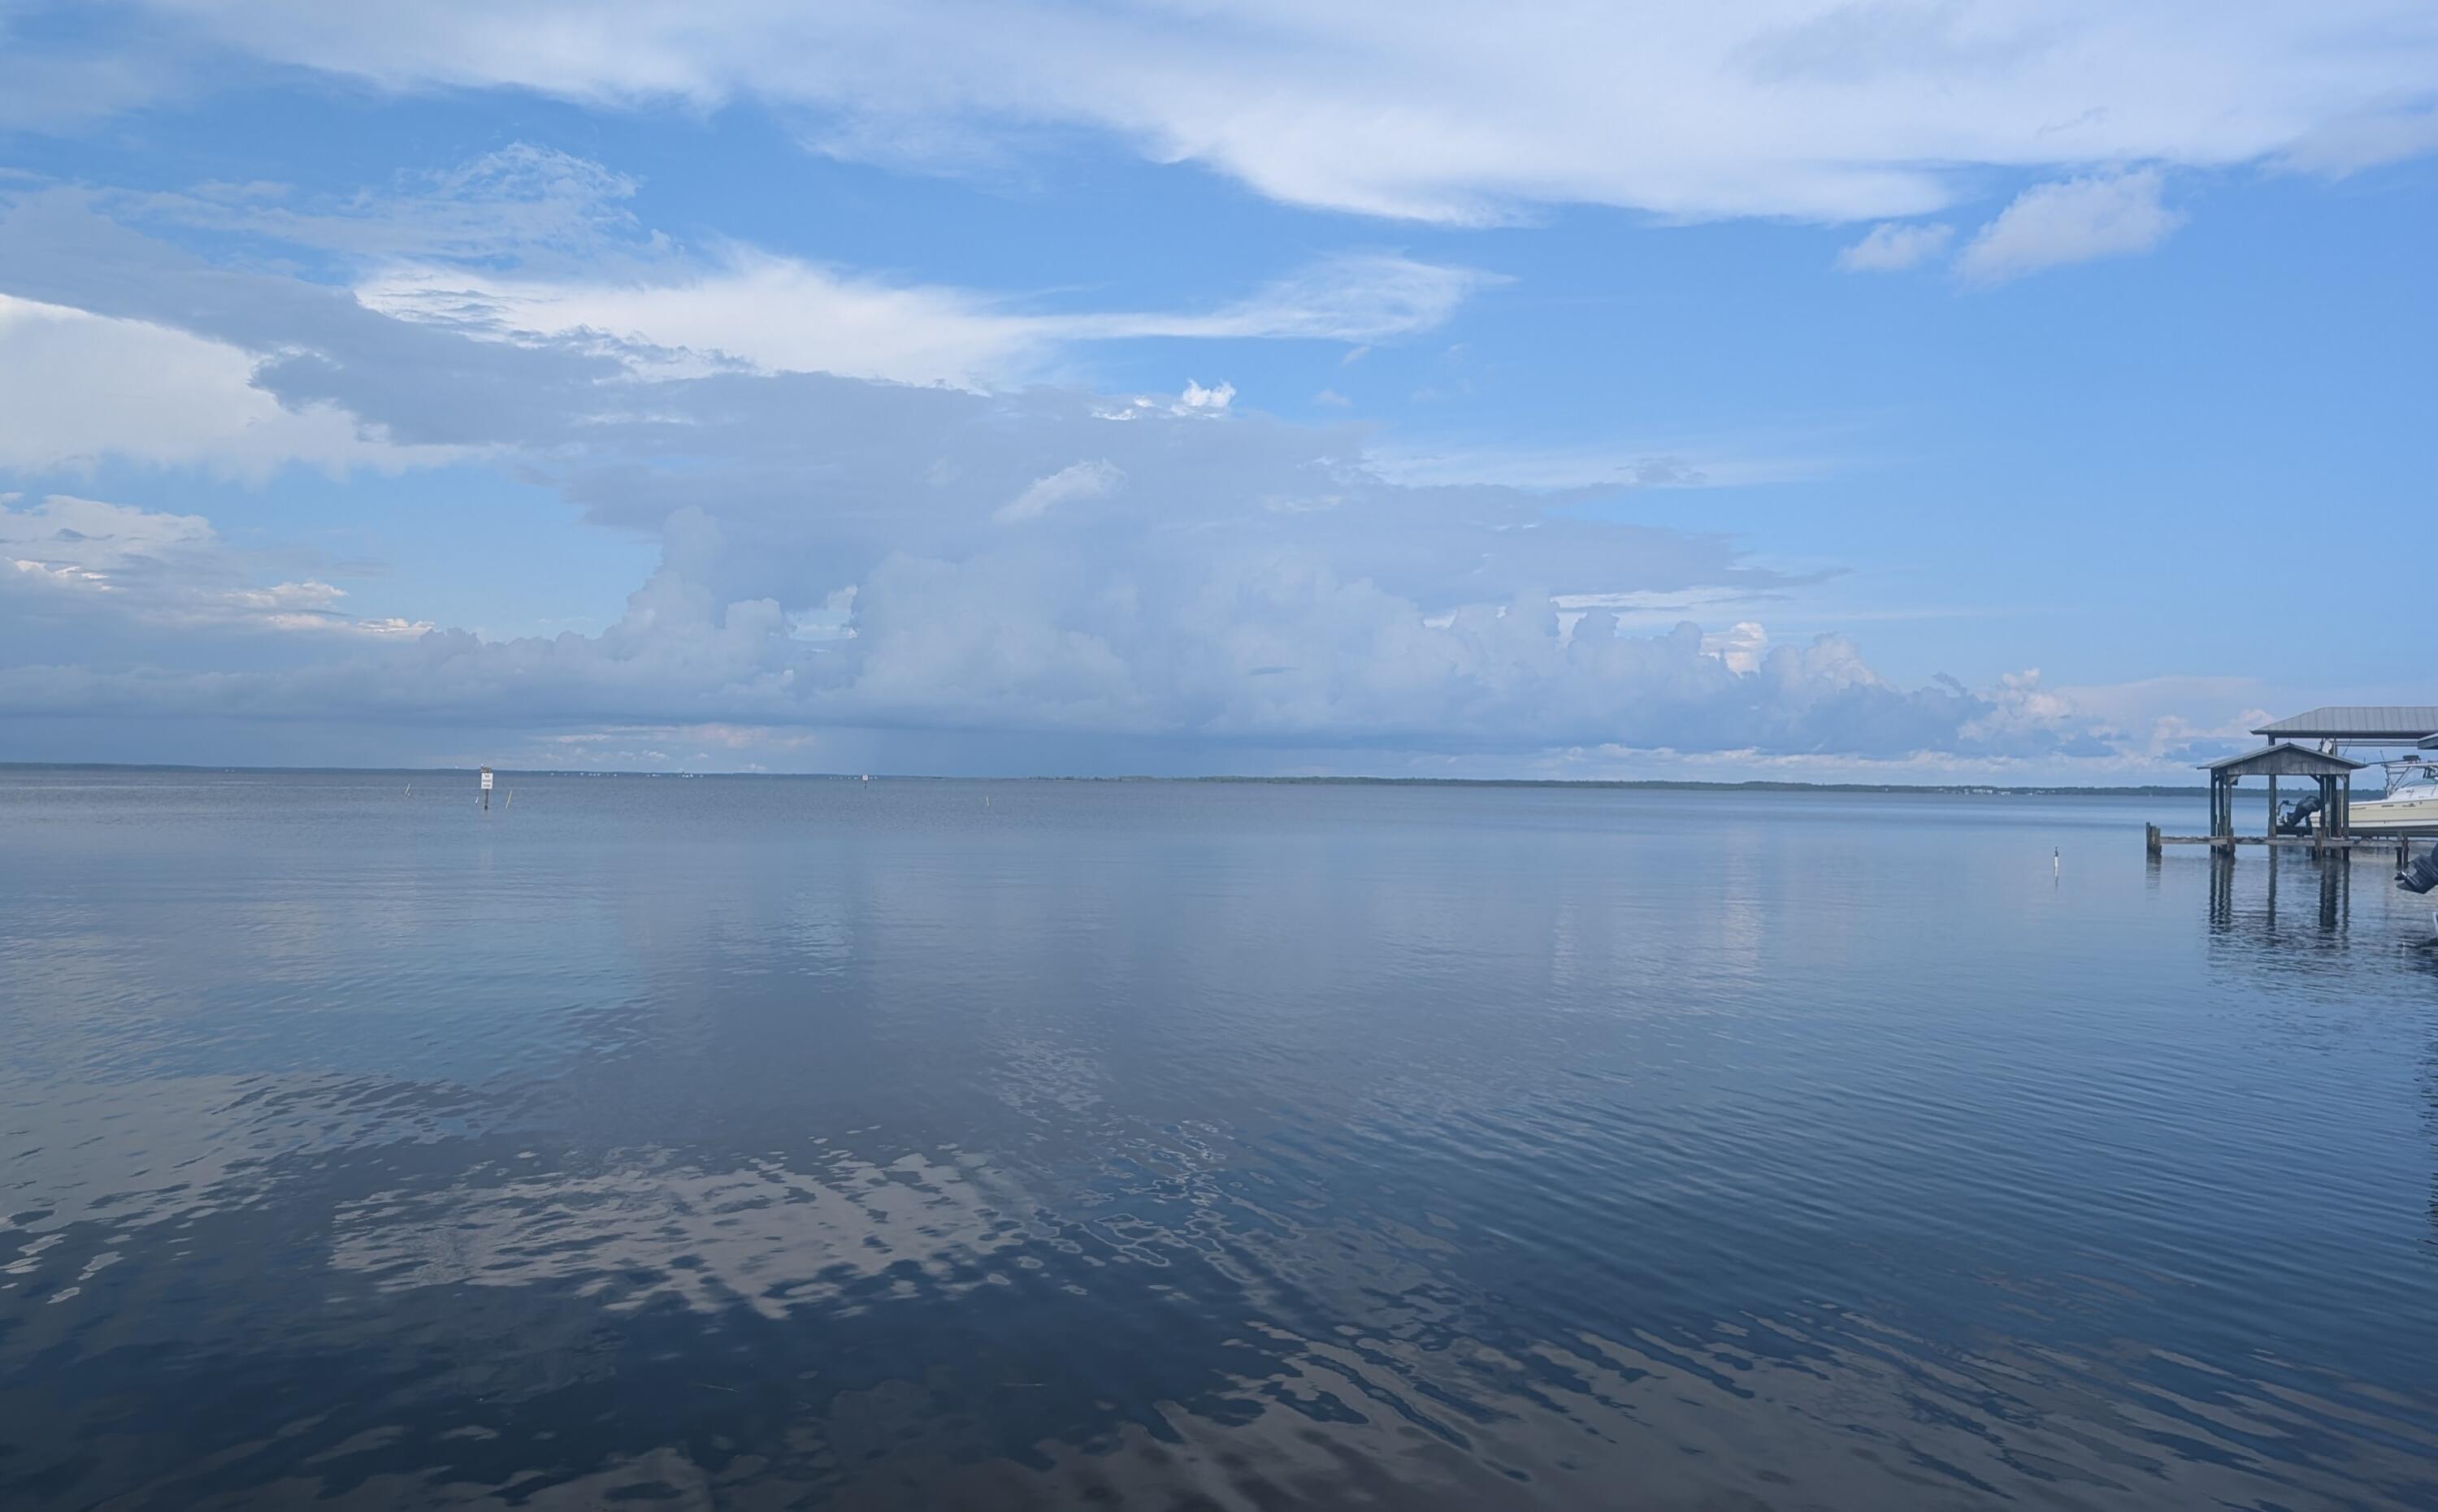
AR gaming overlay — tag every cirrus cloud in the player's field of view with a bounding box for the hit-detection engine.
[357,248,1494,389]
[53,1,2438,225]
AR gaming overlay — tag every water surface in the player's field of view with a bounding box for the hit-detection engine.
[4,772,2435,1509]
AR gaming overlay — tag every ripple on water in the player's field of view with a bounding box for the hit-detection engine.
[2,774,2434,1508]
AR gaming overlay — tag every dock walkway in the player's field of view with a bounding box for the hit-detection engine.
[2145,825,2423,858]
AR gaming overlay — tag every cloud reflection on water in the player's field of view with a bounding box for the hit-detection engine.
[4,775,2436,1508]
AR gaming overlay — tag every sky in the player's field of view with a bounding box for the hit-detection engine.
[1,2,2432,779]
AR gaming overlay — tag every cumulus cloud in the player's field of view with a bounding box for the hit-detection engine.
[0,535,2070,766]
[0,188,2135,771]
[1701,621,1770,675]
[1095,382,1247,422]
[0,390,2106,768]
[1958,170,2184,284]
[80,2,2438,223]
[1837,221,1953,272]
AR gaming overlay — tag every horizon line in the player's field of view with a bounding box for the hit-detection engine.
[0,761,2212,795]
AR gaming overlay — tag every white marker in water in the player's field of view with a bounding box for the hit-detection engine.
[2054,847,2060,878]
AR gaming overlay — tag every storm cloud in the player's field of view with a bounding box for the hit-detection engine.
[0,175,2124,773]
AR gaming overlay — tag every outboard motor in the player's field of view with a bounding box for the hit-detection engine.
[2275,794,2323,836]
[2400,847,2438,895]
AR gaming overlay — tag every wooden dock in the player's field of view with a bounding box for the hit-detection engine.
[2141,716,2438,864]
[2143,740,2433,861]
[2146,823,2423,858]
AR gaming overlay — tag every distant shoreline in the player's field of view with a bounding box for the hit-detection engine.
[0,761,2210,797]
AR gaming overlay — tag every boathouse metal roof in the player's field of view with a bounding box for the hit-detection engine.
[2251,706,2438,741]
[2196,743,2365,778]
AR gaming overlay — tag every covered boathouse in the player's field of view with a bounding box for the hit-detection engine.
[2191,743,2363,851]
[2147,705,2437,858]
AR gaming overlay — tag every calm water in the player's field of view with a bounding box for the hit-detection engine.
[4,772,2436,1510]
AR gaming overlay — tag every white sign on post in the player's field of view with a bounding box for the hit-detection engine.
[480,769,494,791]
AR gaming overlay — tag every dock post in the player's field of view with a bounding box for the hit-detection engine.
[2145,822,2161,857]
[480,765,493,812]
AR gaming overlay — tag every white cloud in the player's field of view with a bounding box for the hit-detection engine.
[122,143,649,262]
[2040,674,2274,760]
[994,459,1125,523]
[62,145,1483,391]
[0,493,431,635]
[358,249,1485,388]
[1095,382,1252,421]
[113,2,2438,223]
[358,249,1041,388]
[1071,257,1491,343]
[1958,169,2184,283]
[1365,444,1828,492]
[0,492,217,575]
[1702,621,1770,674]
[1837,221,1953,272]
[0,294,463,479]
[0,383,2121,769]
[0,203,2168,772]
[0,31,180,129]
[1959,668,2074,741]
[2274,103,2438,177]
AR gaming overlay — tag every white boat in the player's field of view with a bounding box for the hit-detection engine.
[2345,758,2438,833]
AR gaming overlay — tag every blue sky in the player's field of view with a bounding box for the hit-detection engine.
[2,2,2432,778]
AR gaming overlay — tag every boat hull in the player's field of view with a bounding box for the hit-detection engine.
[2340,795,2438,833]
